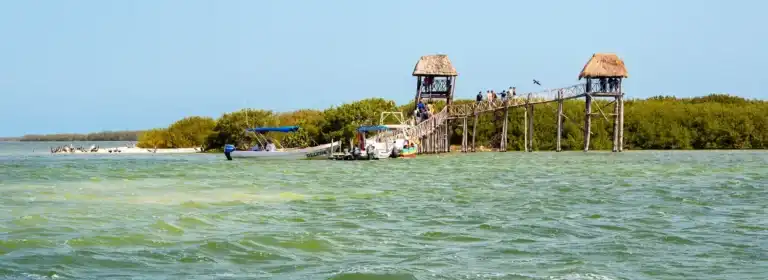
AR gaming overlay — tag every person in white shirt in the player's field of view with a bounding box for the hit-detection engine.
[265,140,277,152]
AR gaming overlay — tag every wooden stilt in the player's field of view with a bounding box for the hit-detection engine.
[501,105,509,152]
[447,77,456,153]
[584,94,592,152]
[439,124,444,153]
[443,121,451,153]
[556,92,563,152]
[523,107,528,152]
[471,114,478,152]
[444,122,449,153]
[612,95,620,152]
[432,122,437,153]
[527,104,534,152]
[619,94,624,152]
[462,117,468,152]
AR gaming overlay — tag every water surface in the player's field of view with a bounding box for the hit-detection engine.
[1,143,766,279]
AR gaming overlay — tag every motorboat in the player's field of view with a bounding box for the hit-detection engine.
[354,124,417,160]
[224,126,340,160]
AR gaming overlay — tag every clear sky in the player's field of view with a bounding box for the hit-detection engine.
[1,0,765,136]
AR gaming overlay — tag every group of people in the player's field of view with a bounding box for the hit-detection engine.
[477,86,517,103]
[415,99,435,122]
[250,139,277,152]
[588,78,621,93]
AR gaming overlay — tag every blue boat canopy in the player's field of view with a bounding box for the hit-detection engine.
[247,126,300,133]
[357,125,389,132]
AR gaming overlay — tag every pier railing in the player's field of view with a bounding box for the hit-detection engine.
[399,82,624,150]
[407,106,449,141]
[445,82,620,118]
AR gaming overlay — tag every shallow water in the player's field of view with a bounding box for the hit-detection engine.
[1,143,767,279]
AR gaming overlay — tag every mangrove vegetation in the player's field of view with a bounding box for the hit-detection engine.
[131,94,766,151]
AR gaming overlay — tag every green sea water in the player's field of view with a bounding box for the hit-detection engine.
[1,142,767,279]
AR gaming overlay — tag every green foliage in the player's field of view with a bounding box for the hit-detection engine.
[449,94,767,151]
[206,109,278,150]
[135,93,767,151]
[319,98,397,143]
[136,116,215,149]
[137,129,170,148]
[167,116,216,149]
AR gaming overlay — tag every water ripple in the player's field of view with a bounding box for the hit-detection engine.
[0,150,767,279]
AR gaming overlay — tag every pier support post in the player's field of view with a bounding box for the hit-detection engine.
[527,104,534,152]
[501,106,509,152]
[619,94,624,152]
[472,113,478,152]
[439,123,443,153]
[556,93,563,152]
[432,122,437,154]
[523,107,528,152]
[584,94,592,152]
[612,95,620,152]
[462,117,468,152]
[444,121,449,153]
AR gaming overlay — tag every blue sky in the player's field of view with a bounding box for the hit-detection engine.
[0,0,765,135]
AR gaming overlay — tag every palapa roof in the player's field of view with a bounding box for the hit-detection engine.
[578,53,628,79]
[412,54,458,76]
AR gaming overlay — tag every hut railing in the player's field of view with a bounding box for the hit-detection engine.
[420,78,450,94]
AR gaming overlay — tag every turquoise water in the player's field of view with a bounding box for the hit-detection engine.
[1,142,767,279]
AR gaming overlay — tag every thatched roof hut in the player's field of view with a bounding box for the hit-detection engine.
[578,53,628,80]
[412,55,458,76]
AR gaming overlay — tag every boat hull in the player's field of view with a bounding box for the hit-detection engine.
[227,141,340,160]
[400,147,417,158]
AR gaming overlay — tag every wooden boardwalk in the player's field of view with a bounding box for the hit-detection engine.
[406,81,625,154]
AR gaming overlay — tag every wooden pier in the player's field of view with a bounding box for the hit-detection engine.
[407,53,628,154]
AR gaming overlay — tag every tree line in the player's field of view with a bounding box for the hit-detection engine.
[134,94,767,151]
[19,131,143,142]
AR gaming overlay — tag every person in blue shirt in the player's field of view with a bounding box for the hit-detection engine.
[416,99,426,121]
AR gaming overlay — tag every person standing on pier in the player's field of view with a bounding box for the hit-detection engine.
[476,91,483,103]
[417,99,429,121]
[500,90,507,101]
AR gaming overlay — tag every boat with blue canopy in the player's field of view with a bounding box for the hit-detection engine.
[330,123,416,160]
[224,126,340,160]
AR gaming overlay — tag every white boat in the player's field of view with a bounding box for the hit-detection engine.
[356,124,415,160]
[224,126,340,160]
[228,142,340,159]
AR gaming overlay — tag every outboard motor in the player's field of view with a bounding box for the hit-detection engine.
[390,147,400,158]
[366,144,376,160]
[224,144,235,160]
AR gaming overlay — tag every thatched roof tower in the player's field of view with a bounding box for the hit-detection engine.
[412,55,458,76]
[412,54,458,107]
[578,53,628,80]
